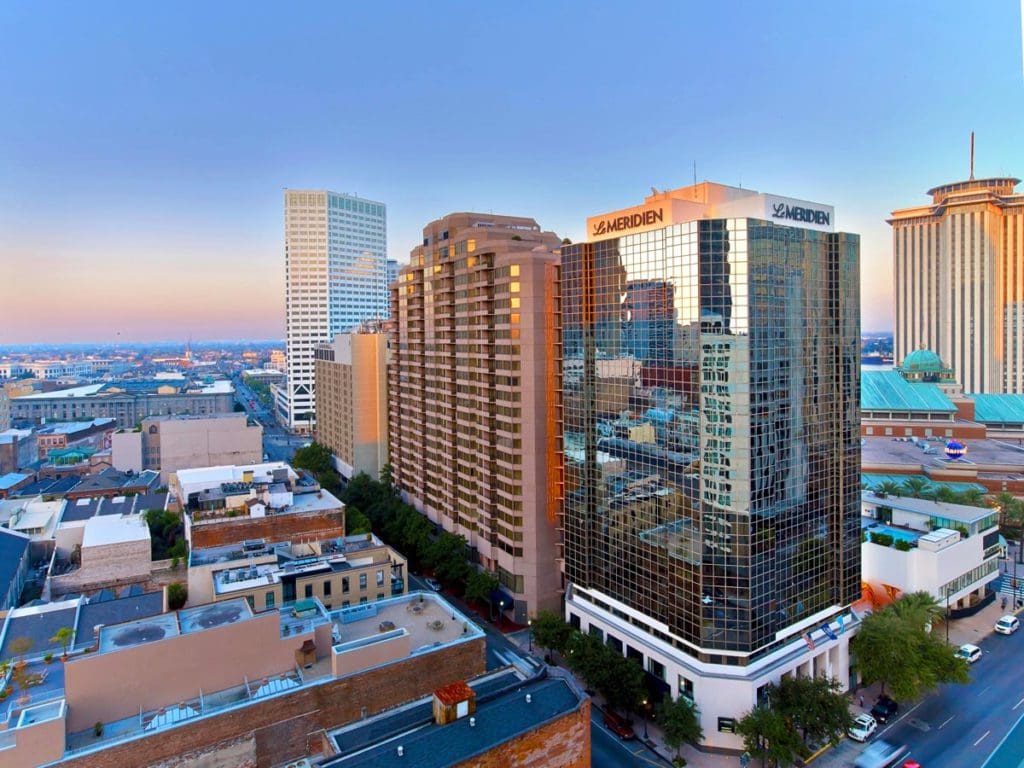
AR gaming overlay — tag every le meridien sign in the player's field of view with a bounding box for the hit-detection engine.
[592,208,664,237]
[770,202,830,226]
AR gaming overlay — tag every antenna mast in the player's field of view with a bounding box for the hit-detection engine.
[970,131,975,180]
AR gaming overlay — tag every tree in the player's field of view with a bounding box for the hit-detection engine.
[7,637,33,659]
[566,631,613,694]
[770,676,851,748]
[600,653,645,716]
[852,597,968,702]
[889,590,943,633]
[875,480,902,496]
[426,532,471,587]
[291,441,333,477]
[345,506,372,535]
[464,570,500,607]
[50,628,74,658]
[1001,497,1024,563]
[901,476,929,499]
[658,696,703,760]
[167,582,188,610]
[934,485,958,503]
[736,705,802,768]
[958,488,985,507]
[530,610,573,657]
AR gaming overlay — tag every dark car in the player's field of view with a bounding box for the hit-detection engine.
[870,695,899,724]
[603,710,635,740]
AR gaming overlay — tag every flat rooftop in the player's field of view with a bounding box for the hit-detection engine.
[862,491,995,524]
[862,436,1024,469]
[13,384,105,400]
[95,598,255,653]
[82,514,150,547]
[330,592,483,657]
[323,674,585,768]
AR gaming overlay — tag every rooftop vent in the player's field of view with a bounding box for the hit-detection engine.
[396,746,404,757]
[526,693,532,703]
[470,717,476,727]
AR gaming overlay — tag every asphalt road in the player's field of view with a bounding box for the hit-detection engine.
[819,623,1024,768]
[233,377,306,462]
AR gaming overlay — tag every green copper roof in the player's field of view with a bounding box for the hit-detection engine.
[967,393,1024,425]
[901,348,946,372]
[861,370,956,413]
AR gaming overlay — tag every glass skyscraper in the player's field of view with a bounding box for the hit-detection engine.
[561,183,860,749]
[280,189,387,432]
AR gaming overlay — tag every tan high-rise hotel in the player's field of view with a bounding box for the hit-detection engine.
[891,176,1024,393]
[388,213,563,621]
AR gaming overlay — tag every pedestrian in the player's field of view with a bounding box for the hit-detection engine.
[1003,596,1008,610]
[859,695,864,708]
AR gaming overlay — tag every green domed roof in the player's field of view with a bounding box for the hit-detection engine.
[901,348,945,372]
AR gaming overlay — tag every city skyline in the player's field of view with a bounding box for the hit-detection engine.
[2,2,1023,344]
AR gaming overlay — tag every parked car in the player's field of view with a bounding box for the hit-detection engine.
[853,740,908,768]
[956,643,982,663]
[902,761,923,768]
[870,695,899,724]
[995,615,1020,635]
[848,713,878,742]
[423,577,442,591]
[603,709,635,740]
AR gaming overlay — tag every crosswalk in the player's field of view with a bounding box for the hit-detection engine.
[995,574,1024,608]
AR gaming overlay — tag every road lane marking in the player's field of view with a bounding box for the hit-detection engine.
[974,730,991,746]
[1015,697,1024,710]
[939,715,955,729]
[977,685,992,697]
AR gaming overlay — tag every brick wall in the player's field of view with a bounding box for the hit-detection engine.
[189,509,345,549]
[56,638,486,768]
[451,698,591,768]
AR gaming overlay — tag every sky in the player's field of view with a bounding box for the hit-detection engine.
[2,1,1023,343]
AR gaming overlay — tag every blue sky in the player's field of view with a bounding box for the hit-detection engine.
[1,1,1022,342]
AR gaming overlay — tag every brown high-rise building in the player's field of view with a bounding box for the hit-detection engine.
[388,213,563,622]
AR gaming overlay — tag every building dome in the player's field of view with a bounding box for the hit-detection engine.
[901,347,945,372]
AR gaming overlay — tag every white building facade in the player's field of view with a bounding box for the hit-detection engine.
[281,190,387,432]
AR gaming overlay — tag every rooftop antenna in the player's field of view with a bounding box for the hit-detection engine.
[969,131,975,180]
[693,161,697,186]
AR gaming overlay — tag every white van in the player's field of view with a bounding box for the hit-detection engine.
[853,740,908,768]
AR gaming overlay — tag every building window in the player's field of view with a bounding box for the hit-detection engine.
[377,593,385,600]
[648,658,666,681]
[360,597,368,604]
[718,717,737,734]
[359,573,367,590]
[266,592,275,609]
[569,613,581,630]
[342,577,349,593]
[304,584,313,599]
[606,634,623,654]
[679,675,695,703]
[342,600,350,608]
[324,581,332,596]
[376,569,385,586]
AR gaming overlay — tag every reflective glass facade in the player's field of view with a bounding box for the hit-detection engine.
[562,217,860,659]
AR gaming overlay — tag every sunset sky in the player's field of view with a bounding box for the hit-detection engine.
[2,1,1022,343]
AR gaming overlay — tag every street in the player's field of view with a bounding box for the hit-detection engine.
[816,609,1024,768]
[233,375,306,463]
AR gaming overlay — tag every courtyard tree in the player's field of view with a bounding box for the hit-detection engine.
[530,610,573,657]
[464,570,500,608]
[50,628,74,658]
[736,704,802,768]
[657,695,703,761]
[769,676,851,748]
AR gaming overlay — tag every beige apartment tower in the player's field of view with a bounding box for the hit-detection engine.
[891,176,1024,393]
[389,213,563,622]
[315,327,390,480]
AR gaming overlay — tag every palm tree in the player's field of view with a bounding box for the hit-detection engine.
[992,491,1020,530]
[875,480,903,497]
[890,591,943,633]
[1003,499,1024,565]
[935,485,958,504]
[901,477,929,499]
[51,628,74,659]
[958,488,985,507]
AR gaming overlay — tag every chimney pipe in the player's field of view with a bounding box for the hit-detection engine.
[526,693,532,703]
[397,745,404,757]
[470,717,476,727]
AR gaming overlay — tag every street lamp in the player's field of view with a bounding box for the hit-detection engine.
[528,619,533,652]
[641,698,649,739]
[945,588,950,644]
[498,600,504,626]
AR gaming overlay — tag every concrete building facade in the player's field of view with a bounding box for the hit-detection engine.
[561,182,861,750]
[280,189,388,432]
[388,213,564,622]
[315,328,390,480]
[891,176,1024,394]
[11,380,235,429]
[111,412,263,482]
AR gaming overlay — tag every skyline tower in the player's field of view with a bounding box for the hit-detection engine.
[278,189,388,432]
[560,182,861,749]
[388,212,564,621]
[890,176,1024,394]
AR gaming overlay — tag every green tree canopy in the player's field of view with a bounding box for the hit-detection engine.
[167,582,188,610]
[426,532,471,586]
[770,676,851,747]
[600,653,645,716]
[658,696,703,758]
[464,570,500,606]
[530,610,574,656]
[565,631,612,694]
[736,705,803,768]
[852,595,969,701]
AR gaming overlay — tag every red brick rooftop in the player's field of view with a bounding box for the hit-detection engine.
[433,680,474,706]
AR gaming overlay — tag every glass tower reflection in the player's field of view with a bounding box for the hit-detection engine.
[562,217,860,659]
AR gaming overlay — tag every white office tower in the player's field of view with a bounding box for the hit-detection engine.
[279,189,387,432]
